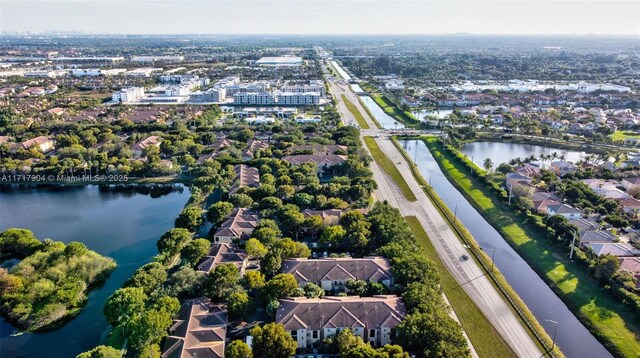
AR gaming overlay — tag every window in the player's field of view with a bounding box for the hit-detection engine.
[369,329,376,338]
[291,330,298,340]
[312,330,319,339]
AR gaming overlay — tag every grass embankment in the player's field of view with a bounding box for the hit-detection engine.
[370,94,420,126]
[405,216,515,358]
[422,136,640,358]
[341,94,370,129]
[363,136,416,202]
[611,131,640,142]
[391,136,561,357]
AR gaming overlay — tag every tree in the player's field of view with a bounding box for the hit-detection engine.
[128,310,173,352]
[252,227,280,245]
[242,270,266,294]
[319,225,346,247]
[103,287,147,327]
[303,282,324,298]
[262,274,300,302]
[180,238,211,267]
[339,211,371,251]
[174,206,204,232]
[157,228,192,258]
[230,193,254,208]
[75,345,121,358]
[245,238,268,259]
[594,254,620,284]
[273,238,311,259]
[392,252,440,290]
[125,262,168,295]
[227,291,253,320]
[226,340,253,358]
[260,248,283,277]
[0,228,43,260]
[402,282,445,314]
[250,323,297,358]
[207,201,233,224]
[483,158,494,173]
[138,344,161,358]
[397,311,470,358]
[206,263,241,300]
[163,266,205,298]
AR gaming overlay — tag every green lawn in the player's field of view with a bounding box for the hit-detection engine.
[405,216,515,358]
[423,136,640,358]
[363,136,416,201]
[341,94,370,129]
[611,131,640,142]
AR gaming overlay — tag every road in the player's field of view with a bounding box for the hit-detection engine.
[327,72,543,357]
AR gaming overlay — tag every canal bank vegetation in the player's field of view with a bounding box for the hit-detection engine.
[422,136,640,357]
[363,136,417,201]
[0,228,116,332]
[370,94,421,126]
[341,94,370,129]
[390,136,563,357]
[404,216,515,358]
[356,96,383,129]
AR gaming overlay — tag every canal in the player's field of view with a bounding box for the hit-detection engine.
[0,185,189,358]
[398,139,611,358]
[359,96,405,129]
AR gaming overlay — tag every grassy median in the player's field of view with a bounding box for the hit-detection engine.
[363,136,416,202]
[341,94,370,129]
[423,136,640,358]
[405,216,515,358]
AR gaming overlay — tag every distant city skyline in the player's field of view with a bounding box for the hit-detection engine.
[1,0,638,36]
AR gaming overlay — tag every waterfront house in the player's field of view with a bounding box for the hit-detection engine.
[275,295,406,349]
[161,298,227,358]
[584,242,640,258]
[280,256,393,291]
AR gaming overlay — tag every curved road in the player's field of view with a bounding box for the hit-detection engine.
[328,72,544,357]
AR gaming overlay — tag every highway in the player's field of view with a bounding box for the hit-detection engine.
[326,70,544,357]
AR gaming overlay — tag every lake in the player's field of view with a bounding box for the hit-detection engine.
[460,141,588,167]
[0,185,189,358]
[359,96,405,129]
[399,139,612,358]
[417,109,453,120]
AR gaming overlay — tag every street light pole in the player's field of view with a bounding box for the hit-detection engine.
[545,319,559,354]
[569,230,577,259]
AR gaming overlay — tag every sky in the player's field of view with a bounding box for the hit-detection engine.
[1,0,639,36]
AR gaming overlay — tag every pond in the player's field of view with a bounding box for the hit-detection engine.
[358,96,405,130]
[398,139,612,358]
[0,184,189,358]
[460,141,588,167]
[417,108,453,120]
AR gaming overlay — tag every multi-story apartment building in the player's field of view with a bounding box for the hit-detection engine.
[112,86,145,103]
[276,295,406,349]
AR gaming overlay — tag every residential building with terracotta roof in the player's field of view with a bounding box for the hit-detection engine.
[275,295,406,349]
[212,208,260,243]
[197,243,248,274]
[242,140,268,160]
[21,136,55,152]
[131,135,162,158]
[301,209,344,225]
[229,164,260,195]
[197,140,234,164]
[618,257,640,287]
[161,298,227,358]
[290,144,348,156]
[280,257,393,291]
[282,154,347,174]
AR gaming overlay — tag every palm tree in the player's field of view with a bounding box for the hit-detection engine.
[483,158,494,173]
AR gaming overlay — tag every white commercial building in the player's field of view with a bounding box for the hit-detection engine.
[24,70,67,78]
[112,87,145,103]
[255,56,302,66]
[71,68,127,77]
[233,91,320,106]
[131,55,185,63]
